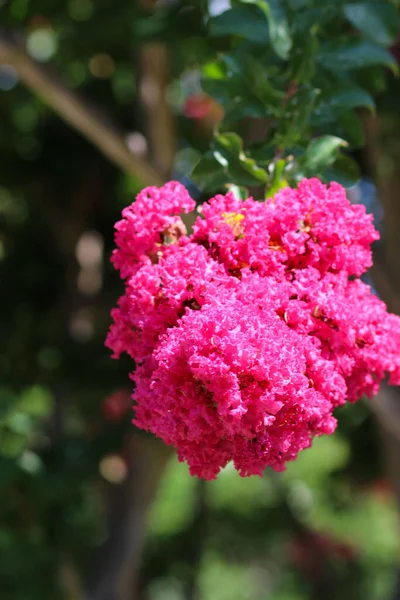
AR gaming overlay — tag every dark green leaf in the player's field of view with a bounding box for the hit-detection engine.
[214,131,270,186]
[202,51,283,122]
[191,133,269,190]
[318,41,398,73]
[254,0,292,59]
[337,112,365,147]
[220,52,284,104]
[202,77,236,107]
[278,88,321,148]
[266,159,289,197]
[208,6,269,44]
[344,2,400,46]
[291,34,319,82]
[191,153,228,191]
[223,100,269,123]
[323,154,360,187]
[321,86,375,115]
[293,6,337,32]
[226,184,250,200]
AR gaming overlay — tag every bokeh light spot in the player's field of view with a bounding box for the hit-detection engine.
[89,54,115,78]
[0,65,18,91]
[99,454,128,484]
[68,0,94,21]
[27,28,58,62]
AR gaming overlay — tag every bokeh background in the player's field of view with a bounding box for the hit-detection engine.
[1,1,400,599]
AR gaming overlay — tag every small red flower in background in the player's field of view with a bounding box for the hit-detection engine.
[183,93,224,126]
[102,389,132,422]
[288,530,358,579]
[183,94,211,119]
[368,477,394,504]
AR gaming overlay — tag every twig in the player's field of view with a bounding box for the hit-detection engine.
[0,30,163,186]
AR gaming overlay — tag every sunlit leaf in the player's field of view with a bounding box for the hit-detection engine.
[214,131,269,186]
[303,135,348,173]
[249,0,292,59]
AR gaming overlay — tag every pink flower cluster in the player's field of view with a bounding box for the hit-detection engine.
[106,179,400,479]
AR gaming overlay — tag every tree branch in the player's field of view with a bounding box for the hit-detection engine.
[0,30,163,186]
[139,43,176,179]
[87,435,172,600]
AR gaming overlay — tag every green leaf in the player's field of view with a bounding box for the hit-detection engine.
[202,53,283,122]
[214,132,269,186]
[223,100,268,123]
[278,88,321,148]
[249,139,276,163]
[321,86,375,115]
[202,77,236,107]
[291,33,318,82]
[203,60,226,80]
[208,6,269,44]
[315,115,365,148]
[323,154,360,188]
[231,54,283,103]
[191,153,228,191]
[337,112,365,147]
[318,41,398,73]
[242,0,292,59]
[191,132,269,190]
[293,5,337,32]
[266,159,289,197]
[256,0,292,59]
[344,2,400,47]
[225,184,250,200]
[303,135,348,173]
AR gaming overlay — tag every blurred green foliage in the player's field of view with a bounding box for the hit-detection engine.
[145,425,399,600]
[0,0,400,599]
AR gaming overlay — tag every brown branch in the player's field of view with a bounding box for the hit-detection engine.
[139,43,175,179]
[0,30,163,186]
[361,109,400,600]
[371,384,400,450]
[87,435,173,600]
[59,560,85,600]
[362,111,400,287]
[361,111,400,413]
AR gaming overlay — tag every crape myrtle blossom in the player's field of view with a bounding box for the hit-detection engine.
[106,178,400,479]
